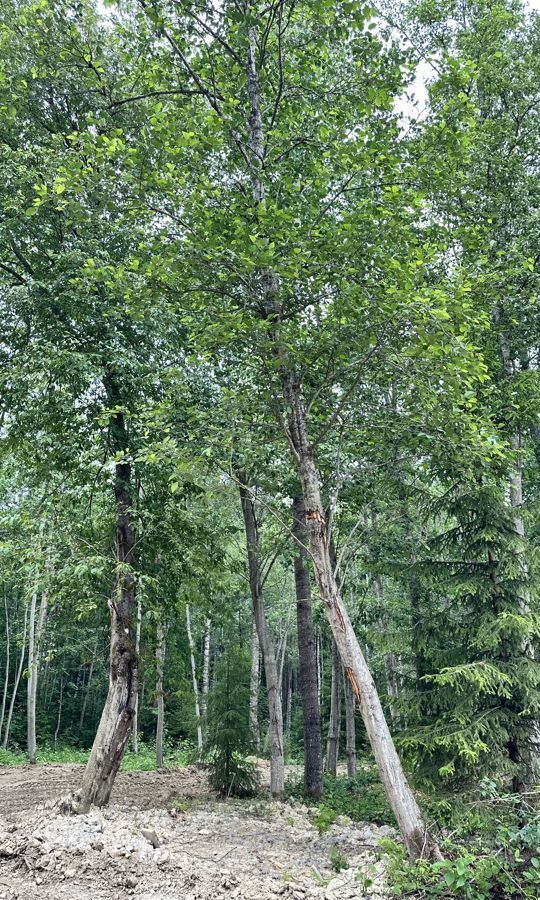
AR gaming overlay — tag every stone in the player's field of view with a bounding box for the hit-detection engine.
[141,828,161,848]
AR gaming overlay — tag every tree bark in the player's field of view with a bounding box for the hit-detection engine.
[326,637,342,776]
[249,617,260,751]
[239,475,284,798]
[54,675,64,748]
[79,649,96,732]
[75,381,138,812]
[186,604,203,753]
[343,667,357,777]
[292,496,323,798]
[201,617,211,721]
[132,598,142,753]
[155,620,167,769]
[27,584,48,764]
[3,603,28,750]
[0,587,10,743]
[374,576,399,723]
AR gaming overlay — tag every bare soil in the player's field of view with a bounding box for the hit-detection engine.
[0,762,393,900]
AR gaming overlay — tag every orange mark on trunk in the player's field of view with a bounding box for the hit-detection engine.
[345,667,362,705]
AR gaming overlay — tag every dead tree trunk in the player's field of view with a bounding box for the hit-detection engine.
[239,475,284,798]
[75,380,138,812]
[292,497,323,797]
[155,620,167,769]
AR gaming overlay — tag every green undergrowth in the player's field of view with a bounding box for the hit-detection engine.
[385,782,540,899]
[286,766,395,831]
[0,742,190,770]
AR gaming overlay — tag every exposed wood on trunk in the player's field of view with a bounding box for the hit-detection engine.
[186,603,203,753]
[155,620,167,769]
[239,473,284,798]
[343,666,357,776]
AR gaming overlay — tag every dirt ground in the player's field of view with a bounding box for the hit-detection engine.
[0,762,394,900]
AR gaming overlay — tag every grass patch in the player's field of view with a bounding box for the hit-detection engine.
[287,766,395,829]
[0,742,190,770]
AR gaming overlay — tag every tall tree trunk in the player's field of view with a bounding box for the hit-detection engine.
[54,675,64,748]
[249,618,260,751]
[155,620,167,769]
[79,638,97,732]
[0,587,10,743]
[76,381,137,812]
[239,475,284,798]
[27,585,48,764]
[3,604,28,750]
[292,496,323,798]
[247,18,439,859]
[132,598,142,753]
[326,637,342,775]
[374,576,399,723]
[343,667,357,777]
[201,617,211,721]
[186,604,203,753]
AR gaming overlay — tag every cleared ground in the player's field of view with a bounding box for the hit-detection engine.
[0,763,392,900]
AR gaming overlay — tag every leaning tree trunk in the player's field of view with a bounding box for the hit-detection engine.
[292,497,323,798]
[239,475,284,798]
[155,620,167,769]
[75,387,138,812]
[289,413,441,860]
[326,637,342,776]
[186,604,203,754]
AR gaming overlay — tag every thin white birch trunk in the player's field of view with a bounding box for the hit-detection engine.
[249,618,260,751]
[3,604,28,750]
[186,604,203,753]
[201,617,211,721]
[0,587,10,742]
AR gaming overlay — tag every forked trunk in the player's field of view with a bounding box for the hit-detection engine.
[292,497,323,798]
[239,475,284,798]
[326,637,341,775]
[75,389,137,812]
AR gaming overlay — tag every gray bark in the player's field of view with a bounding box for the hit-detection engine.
[132,598,142,753]
[239,475,284,797]
[326,637,341,775]
[343,667,357,777]
[249,618,260,751]
[27,586,48,764]
[155,620,167,769]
